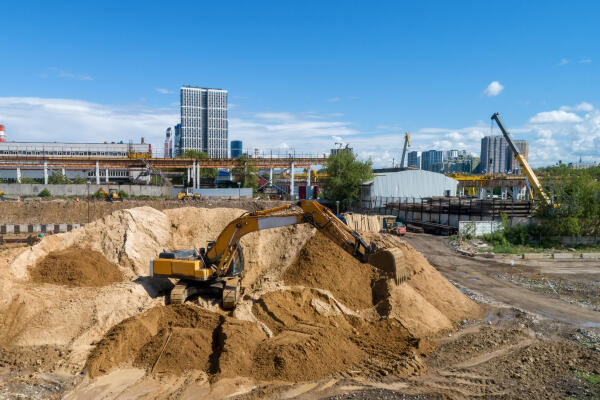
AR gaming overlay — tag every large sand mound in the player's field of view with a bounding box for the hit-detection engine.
[0,206,481,388]
[30,248,123,287]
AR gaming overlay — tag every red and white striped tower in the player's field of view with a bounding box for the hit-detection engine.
[0,125,5,142]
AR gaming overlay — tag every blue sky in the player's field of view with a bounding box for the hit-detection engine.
[1,1,598,166]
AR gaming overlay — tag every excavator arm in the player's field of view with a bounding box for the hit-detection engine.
[205,200,405,283]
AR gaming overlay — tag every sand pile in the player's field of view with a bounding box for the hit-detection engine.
[283,232,379,310]
[85,304,265,378]
[284,231,481,337]
[86,293,425,382]
[9,206,171,281]
[29,248,122,287]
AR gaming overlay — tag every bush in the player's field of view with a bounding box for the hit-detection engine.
[39,188,51,198]
[118,190,128,198]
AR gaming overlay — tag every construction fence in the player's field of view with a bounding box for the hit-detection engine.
[353,196,534,234]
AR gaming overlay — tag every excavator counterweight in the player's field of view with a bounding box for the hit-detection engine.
[151,200,407,308]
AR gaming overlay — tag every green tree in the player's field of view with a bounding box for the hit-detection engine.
[232,156,258,190]
[323,150,374,209]
[48,171,70,184]
[71,176,88,184]
[20,177,38,184]
[39,188,51,197]
[178,149,218,180]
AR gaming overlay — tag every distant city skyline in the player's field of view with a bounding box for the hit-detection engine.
[0,1,599,167]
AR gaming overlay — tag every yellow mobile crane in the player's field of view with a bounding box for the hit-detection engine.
[151,200,405,309]
[400,132,410,168]
[491,113,552,207]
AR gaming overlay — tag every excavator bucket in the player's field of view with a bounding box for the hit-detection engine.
[367,247,407,284]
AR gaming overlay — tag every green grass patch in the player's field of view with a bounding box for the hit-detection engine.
[574,370,600,385]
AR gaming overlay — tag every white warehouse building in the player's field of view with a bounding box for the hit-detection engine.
[361,169,458,205]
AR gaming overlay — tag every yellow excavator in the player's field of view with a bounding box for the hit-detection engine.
[151,200,405,309]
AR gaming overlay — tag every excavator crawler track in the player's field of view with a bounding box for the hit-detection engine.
[168,281,188,304]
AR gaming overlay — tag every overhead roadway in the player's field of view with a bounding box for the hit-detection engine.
[447,173,527,188]
[0,156,328,169]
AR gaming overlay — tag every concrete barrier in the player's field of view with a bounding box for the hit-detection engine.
[171,188,253,198]
[581,253,600,259]
[522,253,551,260]
[552,252,576,259]
[0,183,170,197]
[0,223,84,234]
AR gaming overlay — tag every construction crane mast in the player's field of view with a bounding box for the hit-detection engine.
[400,132,410,168]
[491,113,552,207]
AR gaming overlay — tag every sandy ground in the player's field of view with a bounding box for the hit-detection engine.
[1,206,600,399]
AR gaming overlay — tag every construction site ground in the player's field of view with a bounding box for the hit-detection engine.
[0,201,599,399]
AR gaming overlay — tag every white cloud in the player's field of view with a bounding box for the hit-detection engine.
[0,97,177,156]
[557,58,570,66]
[155,88,172,94]
[48,68,93,81]
[327,97,341,103]
[529,110,583,124]
[561,102,594,112]
[580,57,592,64]
[483,81,504,97]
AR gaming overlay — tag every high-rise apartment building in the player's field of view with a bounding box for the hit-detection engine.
[480,136,507,174]
[480,136,528,174]
[179,86,228,158]
[173,124,182,157]
[407,151,421,169]
[421,150,444,173]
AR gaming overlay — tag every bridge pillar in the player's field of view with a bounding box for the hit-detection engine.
[105,168,109,183]
[61,167,66,177]
[513,186,525,200]
[16,167,21,183]
[459,186,465,197]
[501,186,508,199]
[191,161,195,189]
[290,162,295,199]
[95,161,100,185]
[187,167,190,185]
[478,187,486,199]
[43,161,48,185]
[269,167,273,186]
[197,162,201,189]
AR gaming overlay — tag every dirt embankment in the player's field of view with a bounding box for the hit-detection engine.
[0,198,288,224]
[29,248,123,287]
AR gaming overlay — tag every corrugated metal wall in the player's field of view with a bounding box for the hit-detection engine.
[365,170,458,199]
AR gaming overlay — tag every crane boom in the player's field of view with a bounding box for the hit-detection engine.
[400,132,410,168]
[491,113,551,206]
